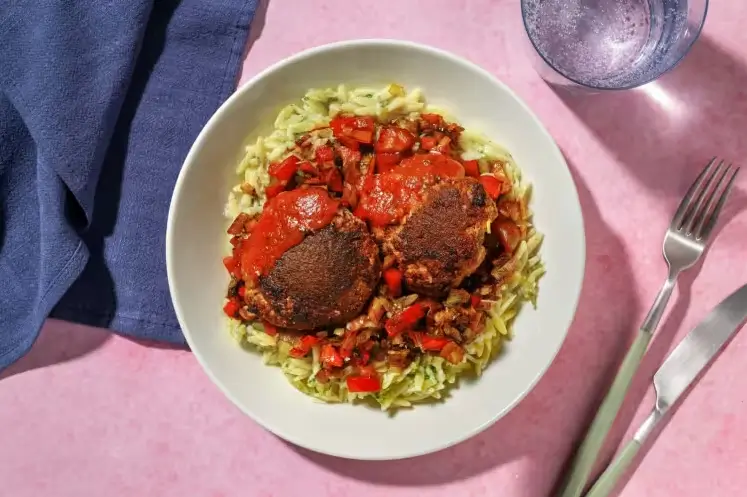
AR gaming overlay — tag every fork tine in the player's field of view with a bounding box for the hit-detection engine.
[671,157,717,230]
[682,159,724,234]
[692,163,732,238]
[697,166,740,240]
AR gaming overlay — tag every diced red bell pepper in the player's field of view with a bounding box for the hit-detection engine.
[297,161,318,175]
[320,344,344,368]
[222,256,237,274]
[463,160,480,178]
[268,155,300,182]
[331,116,375,135]
[385,302,426,337]
[346,375,381,393]
[383,268,403,297]
[262,321,278,336]
[376,152,400,173]
[376,126,416,153]
[479,175,502,199]
[408,331,450,351]
[420,113,444,127]
[223,298,240,318]
[238,286,246,299]
[325,168,344,193]
[289,335,321,358]
[470,295,482,308]
[331,116,375,147]
[315,145,334,164]
[264,182,286,199]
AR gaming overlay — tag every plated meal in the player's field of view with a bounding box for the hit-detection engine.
[220,83,544,410]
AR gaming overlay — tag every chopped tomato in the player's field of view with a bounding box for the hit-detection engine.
[315,145,334,164]
[492,218,522,253]
[298,161,318,175]
[463,160,480,178]
[346,375,381,393]
[320,344,344,368]
[479,175,502,199]
[470,295,482,308]
[325,168,344,193]
[289,335,321,358]
[350,129,373,144]
[222,256,237,274]
[262,321,278,336]
[385,302,426,337]
[339,330,358,360]
[383,268,403,297]
[223,298,240,318]
[421,335,451,351]
[341,135,363,150]
[441,342,465,364]
[376,126,416,153]
[268,155,299,182]
[264,182,286,199]
[238,286,246,299]
[229,236,241,247]
[376,152,400,173]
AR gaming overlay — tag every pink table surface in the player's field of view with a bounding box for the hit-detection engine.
[3,1,747,496]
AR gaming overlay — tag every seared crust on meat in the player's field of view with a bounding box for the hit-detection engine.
[246,209,380,330]
[383,178,497,297]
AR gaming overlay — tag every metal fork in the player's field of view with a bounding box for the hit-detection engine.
[559,158,740,497]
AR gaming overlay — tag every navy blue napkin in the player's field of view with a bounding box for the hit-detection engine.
[0,0,257,369]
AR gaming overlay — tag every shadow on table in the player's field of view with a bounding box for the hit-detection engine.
[292,159,641,494]
[240,0,269,68]
[0,320,111,381]
[554,34,747,235]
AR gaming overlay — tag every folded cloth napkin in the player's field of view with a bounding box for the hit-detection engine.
[0,0,257,369]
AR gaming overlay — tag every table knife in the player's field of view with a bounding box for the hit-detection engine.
[584,282,747,497]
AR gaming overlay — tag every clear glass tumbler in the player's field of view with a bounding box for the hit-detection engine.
[522,0,708,90]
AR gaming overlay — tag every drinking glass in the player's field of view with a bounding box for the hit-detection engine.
[522,0,708,90]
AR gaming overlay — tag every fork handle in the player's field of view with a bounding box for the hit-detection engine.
[583,439,641,497]
[558,330,652,497]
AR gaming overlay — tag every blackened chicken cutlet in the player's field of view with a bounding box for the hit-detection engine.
[382,178,498,297]
[245,209,380,330]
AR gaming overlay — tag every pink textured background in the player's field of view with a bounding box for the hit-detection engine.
[3,1,747,496]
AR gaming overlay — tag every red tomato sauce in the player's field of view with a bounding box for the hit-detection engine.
[355,154,465,227]
[240,187,340,282]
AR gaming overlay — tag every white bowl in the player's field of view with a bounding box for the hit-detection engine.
[166,39,585,460]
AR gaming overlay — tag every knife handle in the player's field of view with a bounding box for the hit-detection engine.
[583,440,641,497]
[559,330,653,497]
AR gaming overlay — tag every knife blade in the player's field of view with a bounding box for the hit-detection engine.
[584,282,747,497]
[653,281,747,415]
